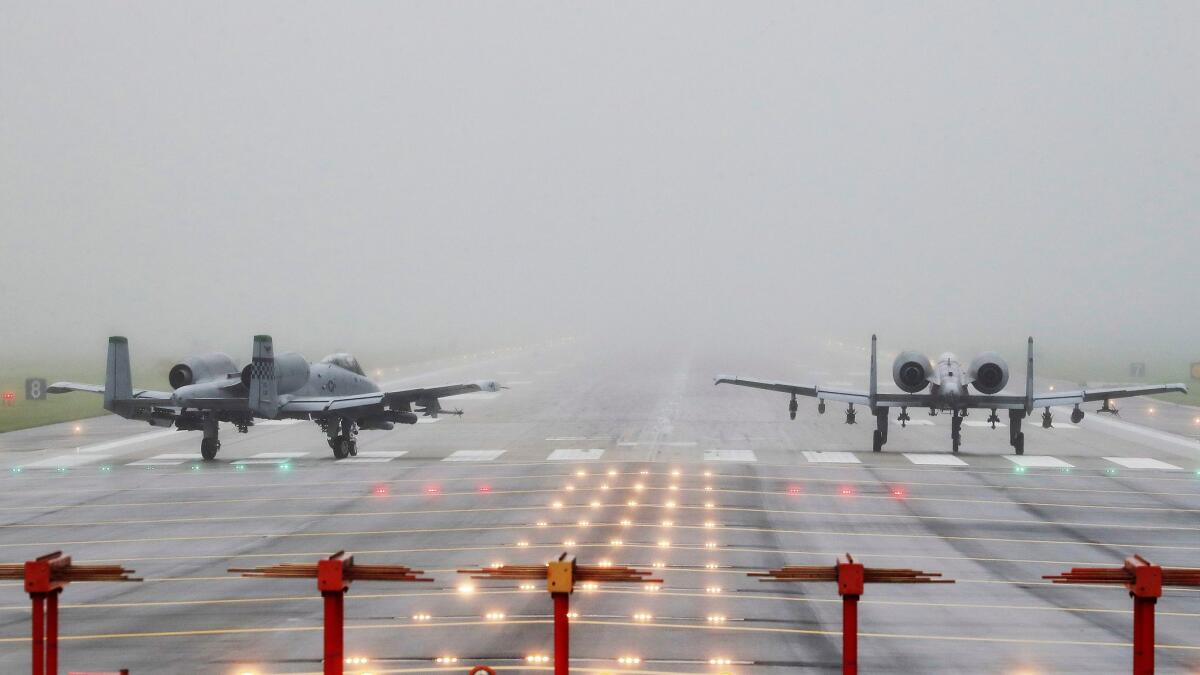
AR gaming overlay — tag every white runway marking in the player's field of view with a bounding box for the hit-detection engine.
[235,459,291,465]
[23,454,111,469]
[416,418,440,424]
[336,457,400,463]
[1104,457,1183,470]
[126,453,197,466]
[444,450,506,462]
[547,449,605,461]
[802,451,861,464]
[892,419,935,426]
[248,452,308,459]
[903,453,968,466]
[1005,455,1073,468]
[963,420,1007,428]
[73,430,177,454]
[703,449,757,462]
[254,420,302,426]
[616,441,698,447]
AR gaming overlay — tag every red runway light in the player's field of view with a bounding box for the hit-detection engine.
[839,486,854,496]
[787,485,802,495]
[372,484,389,496]
[478,485,492,493]
[425,485,440,495]
[890,486,906,498]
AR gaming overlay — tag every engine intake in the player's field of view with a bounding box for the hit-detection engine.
[892,351,932,393]
[968,352,1010,395]
[168,353,239,390]
[239,351,310,395]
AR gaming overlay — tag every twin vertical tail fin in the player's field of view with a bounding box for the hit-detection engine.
[869,334,878,409]
[103,336,133,414]
[1025,336,1034,413]
[248,334,280,418]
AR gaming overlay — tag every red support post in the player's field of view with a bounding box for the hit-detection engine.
[317,555,351,675]
[1125,556,1162,675]
[553,592,569,675]
[836,555,865,675]
[31,592,44,675]
[46,589,59,675]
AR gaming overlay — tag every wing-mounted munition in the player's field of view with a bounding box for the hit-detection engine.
[715,336,1187,455]
[50,336,501,461]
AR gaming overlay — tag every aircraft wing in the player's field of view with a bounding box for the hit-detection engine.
[1032,383,1187,408]
[47,382,174,402]
[714,376,872,405]
[275,381,500,416]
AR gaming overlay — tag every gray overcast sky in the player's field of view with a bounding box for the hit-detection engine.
[1,2,1197,363]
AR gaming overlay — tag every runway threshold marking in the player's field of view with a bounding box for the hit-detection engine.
[1006,455,1074,468]
[443,450,506,461]
[547,449,605,461]
[802,451,860,463]
[903,453,968,466]
[126,453,197,466]
[1105,457,1183,470]
[703,450,756,462]
[20,454,112,469]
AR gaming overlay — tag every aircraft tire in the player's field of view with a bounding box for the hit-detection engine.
[201,438,220,461]
[332,436,351,460]
[872,430,883,452]
[1014,433,1025,455]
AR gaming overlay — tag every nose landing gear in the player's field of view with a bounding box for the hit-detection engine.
[987,409,1000,429]
[818,399,826,415]
[1042,408,1053,429]
[1071,405,1085,424]
[896,406,910,428]
[845,404,857,425]
[950,411,963,453]
[789,394,798,420]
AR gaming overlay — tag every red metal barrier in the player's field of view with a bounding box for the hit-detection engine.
[1045,554,1200,675]
[231,551,432,675]
[751,553,952,675]
[460,553,659,673]
[0,552,138,675]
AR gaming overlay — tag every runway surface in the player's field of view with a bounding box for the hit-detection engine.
[1,342,1198,674]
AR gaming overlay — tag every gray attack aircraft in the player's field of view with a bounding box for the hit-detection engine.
[49,335,500,460]
[716,336,1186,454]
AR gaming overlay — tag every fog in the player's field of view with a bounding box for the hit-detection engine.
[2,2,1197,368]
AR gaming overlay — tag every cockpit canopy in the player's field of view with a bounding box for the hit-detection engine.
[320,352,365,376]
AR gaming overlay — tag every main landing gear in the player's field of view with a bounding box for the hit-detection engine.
[327,418,358,460]
[200,413,221,460]
[873,407,888,452]
[1008,409,1025,455]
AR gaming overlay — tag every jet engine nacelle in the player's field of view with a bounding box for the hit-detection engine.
[239,351,310,395]
[968,352,1010,395]
[892,351,933,393]
[168,353,239,390]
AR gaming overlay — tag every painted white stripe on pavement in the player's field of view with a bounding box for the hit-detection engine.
[1005,455,1073,468]
[336,457,401,463]
[352,451,409,458]
[802,451,861,464]
[444,450,506,462]
[73,430,177,454]
[126,453,197,466]
[616,441,698,447]
[1103,457,1183,470]
[248,452,309,459]
[24,454,112,469]
[547,449,605,461]
[903,453,968,466]
[704,450,758,462]
[416,418,440,424]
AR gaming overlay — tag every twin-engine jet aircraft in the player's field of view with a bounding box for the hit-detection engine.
[716,336,1186,454]
[49,335,499,460]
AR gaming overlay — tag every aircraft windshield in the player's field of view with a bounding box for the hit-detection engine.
[321,353,365,376]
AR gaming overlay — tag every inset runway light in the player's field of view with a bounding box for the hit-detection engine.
[566,611,579,619]
[706,586,722,594]
[1014,466,1027,474]
[485,611,506,621]
[278,463,292,471]
[787,485,802,495]
[709,657,733,665]
[610,539,624,546]
[705,501,715,509]
[661,520,673,527]
[580,582,599,591]
[577,520,590,527]
[478,484,491,493]
[552,501,564,509]
[1105,467,1118,475]
[536,520,548,527]
[658,540,671,548]
[890,486,906,498]
[576,469,588,477]
[600,483,610,491]
[669,484,679,491]
[644,583,661,592]
[457,583,475,594]
[565,484,575,491]
[234,464,245,471]
[706,614,726,623]
[704,485,713,491]
[1193,416,1200,425]
[634,483,645,491]
[633,612,652,622]
[839,486,853,496]
[627,500,639,507]
[640,469,650,475]
[664,500,676,509]
[598,559,613,567]
[526,654,551,664]
[620,519,632,527]
[100,465,112,472]
[1148,407,1156,414]
[412,613,431,621]
[618,656,642,665]
[705,541,718,549]
[608,468,618,476]
[590,500,602,508]
[490,561,504,568]
[519,583,537,591]
[10,467,22,473]
[652,561,665,568]
[372,484,389,496]
[671,469,681,477]
[434,656,458,664]
[345,656,370,665]
[73,424,82,434]
[704,521,715,528]
[703,470,712,477]
[425,485,440,494]
[563,539,576,546]
[705,562,719,569]
[517,540,530,547]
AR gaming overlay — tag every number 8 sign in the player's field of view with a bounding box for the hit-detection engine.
[25,378,47,401]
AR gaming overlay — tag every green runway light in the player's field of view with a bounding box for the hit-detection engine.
[1105,468,1118,475]
[10,467,22,473]
[279,463,292,471]
[1013,466,1026,474]
[55,467,67,473]
[190,464,201,471]
[100,465,112,472]
[234,464,246,471]
[1060,467,1071,474]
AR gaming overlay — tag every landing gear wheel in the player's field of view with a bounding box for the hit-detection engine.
[952,437,961,453]
[872,430,883,452]
[347,439,358,457]
[332,436,352,460]
[201,438,220,461]
[1014,432,1025,455]
[328,438,339,451]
